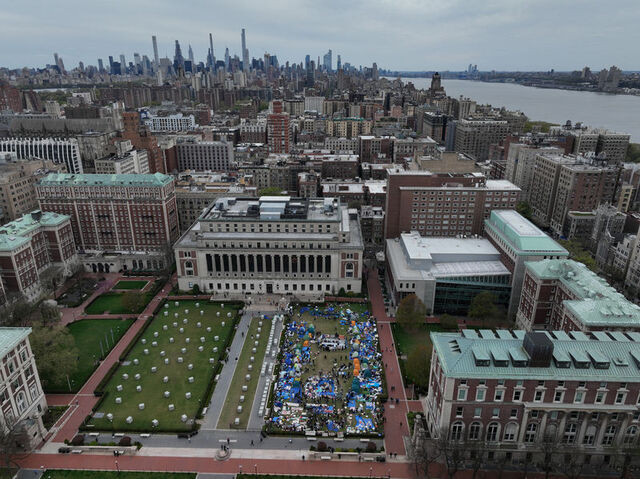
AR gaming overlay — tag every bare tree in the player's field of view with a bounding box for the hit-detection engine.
[557,449,585,479]
[538,433,560,479]
[0,293,34,327]
[466,440,488,479]
[410,428,441,479]
[39,265,64,295]
[436,427,465,479]
[0,420,34,472]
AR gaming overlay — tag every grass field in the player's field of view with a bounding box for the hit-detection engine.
[217,316,270,429]
[113,280,149,290]
[88,300,238,432]
[391,323,444,357]
[85,292,153,315]
[46,319,135,393]
[42,471,195,479]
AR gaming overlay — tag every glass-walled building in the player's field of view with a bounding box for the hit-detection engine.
[385,232,511,315]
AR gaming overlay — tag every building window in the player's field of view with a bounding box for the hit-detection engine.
[465,422,480,441]
[554,390,564,403]
[455,407,463,417]
[475,388,486,401]
[623,426,638,445]
[494,390,504,402]
[503,423,518,442]
[534,390,544,402]
[562,423,577,444]
[574,391,584,404]
[486,422,499,442]
[513,390,522,402]
[615,392,627,404]
[473,407,482,418]
[524,423,537,443]
[602,426,617,446]
[457,388,467,401]
[450,421,464,441]
[583,425,596,446]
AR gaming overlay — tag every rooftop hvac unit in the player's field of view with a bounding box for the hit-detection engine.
[523,332,553,367]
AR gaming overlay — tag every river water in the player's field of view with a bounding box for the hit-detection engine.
[391,77,640,141]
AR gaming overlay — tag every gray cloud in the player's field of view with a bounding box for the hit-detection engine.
[1,0,639,71]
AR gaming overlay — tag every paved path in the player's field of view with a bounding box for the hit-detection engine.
[47,279,175,443]
[247,313,282,431]
[201,311,253,430]
[17,454,414,478]
[367,270,411,457]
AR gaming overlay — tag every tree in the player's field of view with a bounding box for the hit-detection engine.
[121,291,145,313]
[515,201,533,220]
[0,420,33,472]
[435,428,465,479]
[410,429,440,479]
[396,294,426,331]
[405,343,431,390]
[258,186,285,197]
[29,323,78,390]
[439,314,458,330]
[468,292,499,320]
[539,433,560,479]
[39,265,64,295]
[0,293,34,327]
[466,440,488,479]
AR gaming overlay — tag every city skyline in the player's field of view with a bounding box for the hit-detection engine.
[2,0,640,71]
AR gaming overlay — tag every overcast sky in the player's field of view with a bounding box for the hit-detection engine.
[2,0,639,71]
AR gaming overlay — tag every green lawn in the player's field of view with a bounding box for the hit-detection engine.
[43,405,69,429]
[391,323,444,357]
[217,316,270,429]
[113,280,149,290]
[85,292,153,315]
[46,319,135,393]
[43,472,195,479]
[88,300,238,432]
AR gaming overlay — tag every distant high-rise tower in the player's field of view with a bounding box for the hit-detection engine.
[372,62,379,81]
[323,50,332,72]
[152,35,160,68]
[188,44,194,64]
[337,55,341,71]
[208,33,215,70]
[305,54,310,71]
[119,54,126,71]
[98,58,104,72]
[53,53,59,68]
[241,28,249,71]
[225,47,230,71]
[174,40,185,71]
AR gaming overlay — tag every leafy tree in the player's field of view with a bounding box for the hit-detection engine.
[515,201,533,220]
[396,294,426,331]
[625,142,640,163]
[439,314,458,330]
[29,323,78,391]
[0,294,34,327]
[468,291,499,320]
[39,265,64,295]
[121,291,145,313]
[405,343,431,389]
[558,239,599,272]
[192,284,201,295]
[258,186,286,197]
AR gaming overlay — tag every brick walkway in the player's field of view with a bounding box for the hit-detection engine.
[48,277,176,442]
[366,270,411,457]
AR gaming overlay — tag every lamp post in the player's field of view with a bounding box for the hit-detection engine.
[254,464,258,475]
[369,466,373,478]
[239,465,243,474]
[115,459,120,474]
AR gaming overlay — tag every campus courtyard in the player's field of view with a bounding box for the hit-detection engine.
[86,300,240,432]
[266,303,384,436]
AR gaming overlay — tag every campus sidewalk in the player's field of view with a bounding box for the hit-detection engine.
[366,269,411,457]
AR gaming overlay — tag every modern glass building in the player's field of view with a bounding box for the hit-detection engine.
[385,232,511,315]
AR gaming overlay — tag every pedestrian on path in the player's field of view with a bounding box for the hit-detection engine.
[251,440,254,446]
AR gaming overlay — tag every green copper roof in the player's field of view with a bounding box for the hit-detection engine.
[38,172,173,188]
[526,259,640,327]
[0,211,70,252]
[431,330,640,381]
[485,210,568,255]
[0,327,31,359]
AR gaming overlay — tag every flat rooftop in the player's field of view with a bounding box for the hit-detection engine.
[0,210,69,252]
[38,172,173,187]
[200,196,342,222]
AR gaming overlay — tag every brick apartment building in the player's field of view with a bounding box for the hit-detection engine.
[384,169,520,239]
[121,111,165,173]
[453,119,509,161]
[516,259,640,332]
[36,173,178,272]
[175,140,234,171]
[0,210,76,303]
[425,329,640,467]
[267,101,291,154]
[529,154,620,234]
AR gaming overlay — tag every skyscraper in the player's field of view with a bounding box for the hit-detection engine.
[119,54,126,72]
[208,33,215,70]
[224,47,230,71]
[305,54,310,71]
[174,40,185,71]
[241,28,249,71]
[337,54,341,71]
[98,58,104,72]
[188,44,194,64]
[323,49,332,72]
[152,35,160,68]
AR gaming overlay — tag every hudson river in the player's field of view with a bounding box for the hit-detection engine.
[392,78,640,141]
